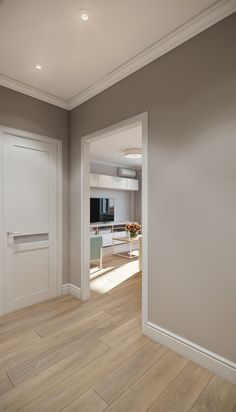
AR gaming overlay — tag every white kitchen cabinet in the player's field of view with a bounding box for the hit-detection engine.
[90,173,139,191]
[126,178,139,191]
[113,176,126,190]
[90,173,98,187]
[98,174,114,189]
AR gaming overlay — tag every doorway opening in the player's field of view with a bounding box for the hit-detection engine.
[80,113,148,332]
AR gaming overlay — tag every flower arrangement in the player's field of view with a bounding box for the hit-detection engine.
[125,222,141,239]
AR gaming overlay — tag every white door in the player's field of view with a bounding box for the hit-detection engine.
[2,134,60,313]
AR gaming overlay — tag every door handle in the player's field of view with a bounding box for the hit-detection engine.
[7,231,23,236]
[7,231,23,245]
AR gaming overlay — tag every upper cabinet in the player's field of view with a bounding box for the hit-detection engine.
[126,178,139,191]
[90,173,98,187]
[90,173,139,191]
[113,176,127,190]
[98,174,114,189]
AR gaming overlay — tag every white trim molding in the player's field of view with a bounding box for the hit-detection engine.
[80,112,149,329]
[0,129,4,316]
[62,283,81,300]
[146,321,236,385]
[69,0,236,109]
[1,0,235,110]
[0,74,68,110]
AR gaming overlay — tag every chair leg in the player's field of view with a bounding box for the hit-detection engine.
[100,248,103,269]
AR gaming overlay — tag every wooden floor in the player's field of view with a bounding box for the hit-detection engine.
[0,258,235,411]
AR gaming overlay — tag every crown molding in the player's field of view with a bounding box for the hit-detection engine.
[0,0,235,111]
[0,74,69,110]
[68,0,236,110]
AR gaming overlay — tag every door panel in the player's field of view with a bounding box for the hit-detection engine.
[3,134,59,313]
[13,247,49,299]
[6,139,49,233]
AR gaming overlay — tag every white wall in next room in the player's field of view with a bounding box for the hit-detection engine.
[90,162,139,223]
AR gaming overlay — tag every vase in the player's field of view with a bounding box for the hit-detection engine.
[128,231,138,239]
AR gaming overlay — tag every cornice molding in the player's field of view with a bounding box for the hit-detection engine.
[0,0,235,111]
[0,74,68,109]
[68,0,236,109]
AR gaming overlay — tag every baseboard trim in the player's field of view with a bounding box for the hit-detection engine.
[146,321,236,384]
[62,283,81,300]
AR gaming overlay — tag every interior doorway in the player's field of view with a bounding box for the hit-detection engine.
[80,113,148,332]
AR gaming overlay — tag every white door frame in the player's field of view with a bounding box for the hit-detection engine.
[80,112,148,333]
[0,125,63,316]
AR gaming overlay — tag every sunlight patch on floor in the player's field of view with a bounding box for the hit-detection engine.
[90,259,139,294]
[90,266,114,279]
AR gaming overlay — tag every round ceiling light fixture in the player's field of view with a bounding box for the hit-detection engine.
[79,9,90,21]
[124,149,142,159]
[33,62,43,70]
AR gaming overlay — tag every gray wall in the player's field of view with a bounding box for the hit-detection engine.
[70,14,236,363]
[0,86,70,284]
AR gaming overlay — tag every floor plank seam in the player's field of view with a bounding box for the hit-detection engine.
[188,373,215,411]
[7,337,112,388]
[91,386,109,406]
[12,343,114,410]
[145,359,191,411]
[1,265,234,412]
[92,346,170,406]
[57,386,108,412]
[98,338,114,349]
[5,370,15,387]
[32,328,44,339]
[23,337,149,411]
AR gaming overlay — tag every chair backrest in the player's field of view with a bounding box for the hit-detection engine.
[90,235,103,260]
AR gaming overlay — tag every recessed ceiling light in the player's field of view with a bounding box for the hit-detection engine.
[33,63,42,70]
[124,149,142,159]
[79,9,90,21]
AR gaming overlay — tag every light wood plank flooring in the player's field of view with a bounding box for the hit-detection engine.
[0,257,235,411]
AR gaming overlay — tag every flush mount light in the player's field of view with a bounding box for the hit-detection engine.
[33,63,43,70]
[79,9,90,21]
[124,149,142,159]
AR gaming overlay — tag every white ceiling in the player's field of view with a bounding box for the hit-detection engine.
[90,123,142,168]
[0,0,234,109]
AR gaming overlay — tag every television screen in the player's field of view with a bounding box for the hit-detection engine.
[90,198,114,223]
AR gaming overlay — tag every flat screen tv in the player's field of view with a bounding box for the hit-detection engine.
[90,198,114,223]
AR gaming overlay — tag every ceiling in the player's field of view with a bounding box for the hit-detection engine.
[90,123,142,168]
[0,0,234,109]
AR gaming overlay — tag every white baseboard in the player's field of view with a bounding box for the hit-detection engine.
[62,284,70,295]
[62,283,81,300]
[146,321,236,385]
